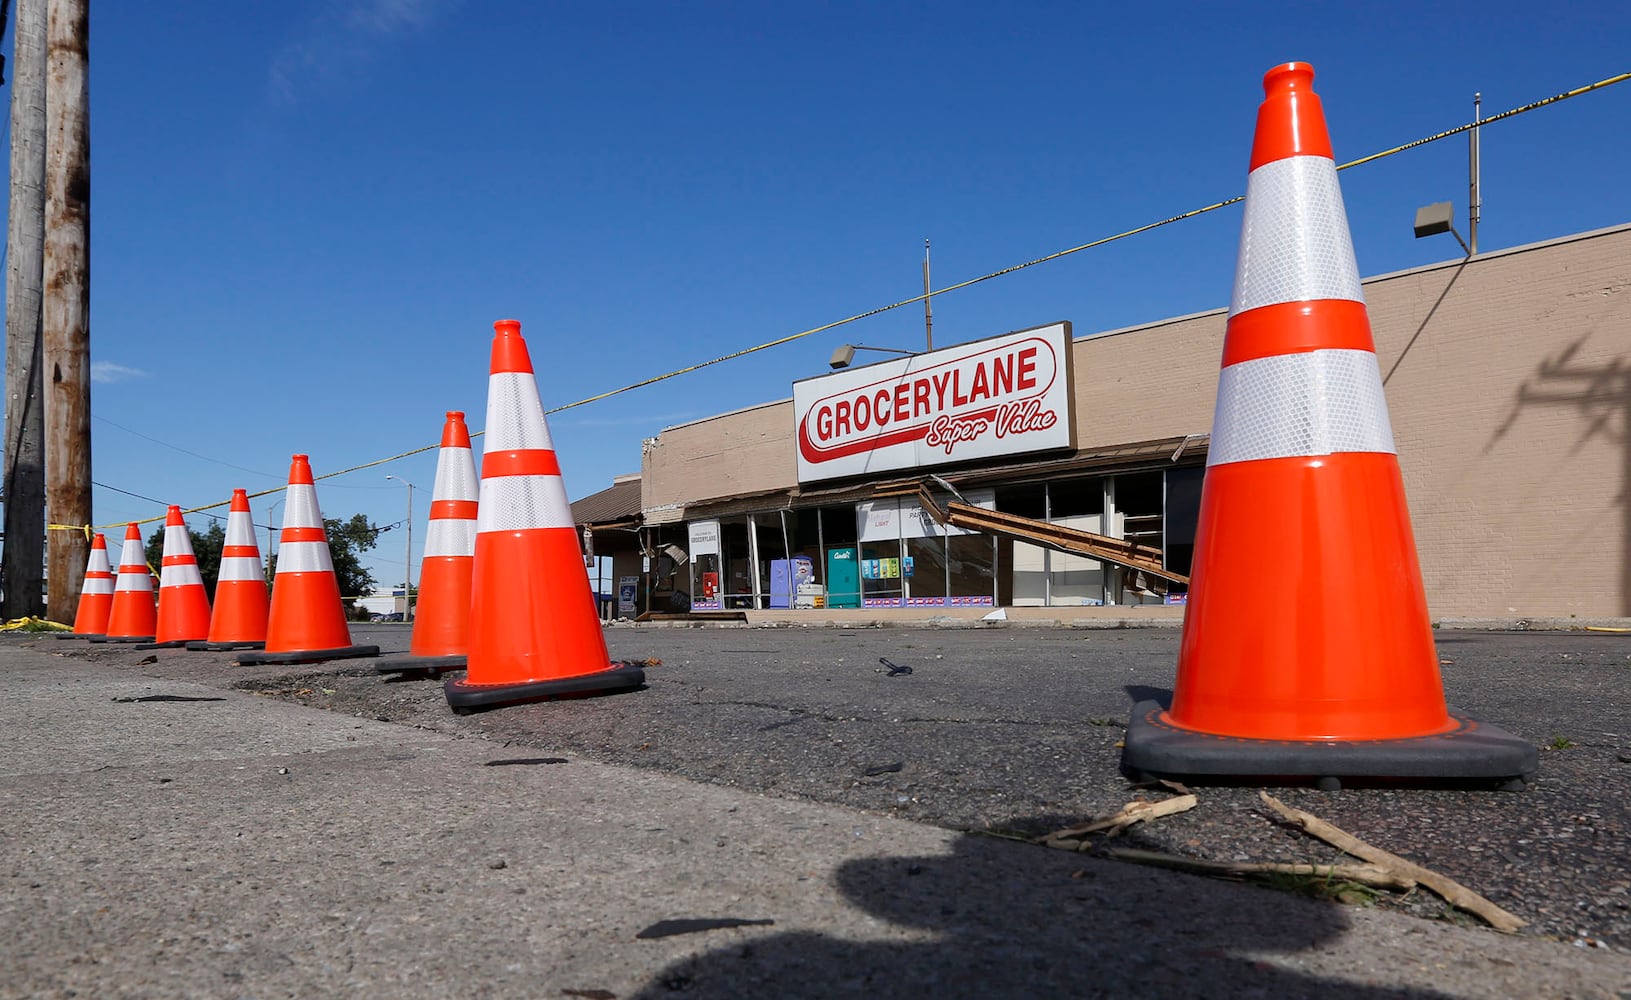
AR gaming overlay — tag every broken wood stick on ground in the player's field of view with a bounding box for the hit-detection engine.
[1035,790,1525,934]
[1102,847,1419,893]
[1037,794,1198,849]
[1257,792,1526,933]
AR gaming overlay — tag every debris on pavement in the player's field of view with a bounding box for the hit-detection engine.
[1038,794,1198,849]
[877,657,913,676]
[1259,792,1526,932]
[1102,847,1418,892]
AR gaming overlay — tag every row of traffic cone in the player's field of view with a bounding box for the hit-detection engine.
[64,321,640,713]
[67,480,377,663]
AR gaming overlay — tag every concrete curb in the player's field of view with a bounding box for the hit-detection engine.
[608,611,1631,632]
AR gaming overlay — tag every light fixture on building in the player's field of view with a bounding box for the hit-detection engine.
[1413,201,1471,256]
[829,344,921,370]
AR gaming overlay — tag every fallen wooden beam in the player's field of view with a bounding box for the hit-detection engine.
[1259,792,1526,933]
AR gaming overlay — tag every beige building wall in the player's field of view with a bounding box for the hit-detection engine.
[641,399,796,513]
[640,223,1631,618]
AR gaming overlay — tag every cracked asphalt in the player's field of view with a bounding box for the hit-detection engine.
[27,622,1631,960]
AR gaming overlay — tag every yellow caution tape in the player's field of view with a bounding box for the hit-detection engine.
[0,617,73,633]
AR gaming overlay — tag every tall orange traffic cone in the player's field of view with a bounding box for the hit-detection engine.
[94,523,157,643]
[188,489,269,651]
[1122,63,1535,788]
[444,320,643,712]
[64,533,115,637]
[238,456,379,665]
[139,506,214,648]
[378,412,478,677]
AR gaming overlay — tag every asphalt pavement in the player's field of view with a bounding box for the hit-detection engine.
[4,622,1631,998]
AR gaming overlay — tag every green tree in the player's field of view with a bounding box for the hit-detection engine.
[324,513,380,602]
[142,519,227,599]
[265,513,380,614]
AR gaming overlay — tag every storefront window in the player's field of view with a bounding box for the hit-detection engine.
[1164,466,1204,593]
[997,483,1049,605]
[1115,471,1166,606]
[1049,477,1105,606]
[719,519,754,609]
[947,533,996,605]
[904,535,948,604]
[687,519,723,610]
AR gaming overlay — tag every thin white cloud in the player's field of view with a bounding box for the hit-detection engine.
[269,0,451,105]
[90,361,147,384]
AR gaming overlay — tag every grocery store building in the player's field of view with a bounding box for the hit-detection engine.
[574,222,1631,621]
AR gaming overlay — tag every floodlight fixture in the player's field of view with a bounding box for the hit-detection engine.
[1413,201,1471,256]
[829,344,921,370]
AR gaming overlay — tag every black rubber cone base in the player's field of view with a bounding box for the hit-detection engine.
[186,640,267,651]
[444,661,645,714]
[236,644,380,666]
[133,639,199,650]
[1121,700,1539,790]
[57,633,101,640]
[376,654,466,678]
[87,635,154,644]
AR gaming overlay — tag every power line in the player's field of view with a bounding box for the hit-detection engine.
[65,69,1631,534]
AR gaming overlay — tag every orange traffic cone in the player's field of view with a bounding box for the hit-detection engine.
[139,506,214,648]
[1122,63,1535,788]
[238,456,379,665]
[188,489,269,651]
[444,320,643,712]
[64,533,115,637]
[94,523,157,643]
[378,412,478,677]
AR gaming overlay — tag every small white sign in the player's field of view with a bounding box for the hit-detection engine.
[688,518,721,558]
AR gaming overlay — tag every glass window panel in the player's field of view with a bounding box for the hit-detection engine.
[947,534,996,607]
[904,535,948,604]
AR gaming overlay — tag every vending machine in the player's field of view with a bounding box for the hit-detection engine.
[825,547,861,609]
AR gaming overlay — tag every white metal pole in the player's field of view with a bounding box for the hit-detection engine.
[404,481,413,622]
[1469,92,1481,255]
[387,475,415,620]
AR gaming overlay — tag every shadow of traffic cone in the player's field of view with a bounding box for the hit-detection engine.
[139,506,214,648]
[444,320,644,712]
[238,456,379,666]
[93,523,157,643]
[1122,62,1535,789]
[187,489,269,651]
[378,412,478,677]
[63,533,115,638]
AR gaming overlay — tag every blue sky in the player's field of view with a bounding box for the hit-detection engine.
[4,0,1629,590]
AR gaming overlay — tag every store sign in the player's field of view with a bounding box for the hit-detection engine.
[688,519,721,558]
[793,323,1075,483]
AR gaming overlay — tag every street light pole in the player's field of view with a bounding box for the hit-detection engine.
[266,495,285,584]
[386,475,415,621]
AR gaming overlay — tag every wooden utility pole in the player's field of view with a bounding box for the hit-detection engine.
[42,0,91,622]
[3,0,48,619]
